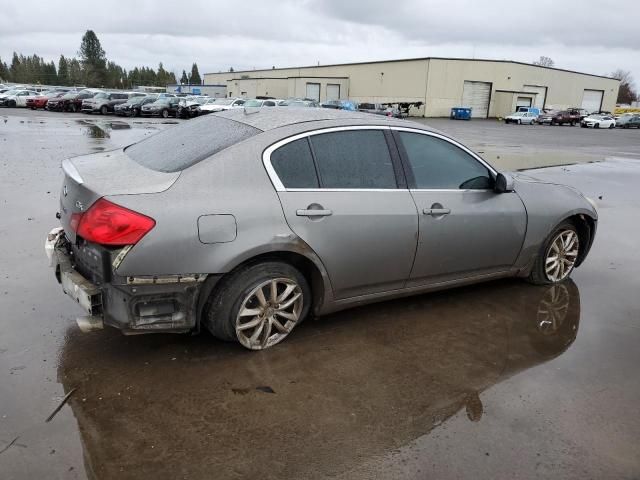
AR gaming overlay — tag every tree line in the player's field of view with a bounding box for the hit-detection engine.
[0,30,202,89]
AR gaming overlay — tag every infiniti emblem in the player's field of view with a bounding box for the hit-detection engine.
[75,200,85,211]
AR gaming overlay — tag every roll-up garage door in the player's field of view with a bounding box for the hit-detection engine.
[523,85,547,109]
[462,81,491,118]
[326,84,340,101]
[581,90,603,113]
[306,83,320,102]
[516,97,532,109]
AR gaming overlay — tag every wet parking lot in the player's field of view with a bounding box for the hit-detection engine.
[1,109,639,479]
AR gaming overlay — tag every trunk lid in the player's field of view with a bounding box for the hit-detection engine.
[59,148,180,242]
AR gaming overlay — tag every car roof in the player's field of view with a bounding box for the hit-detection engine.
[210,108,434,133]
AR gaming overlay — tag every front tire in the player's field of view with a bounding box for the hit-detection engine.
[527,221,579,285]
[100,105,108,115]
[204,261,311,350]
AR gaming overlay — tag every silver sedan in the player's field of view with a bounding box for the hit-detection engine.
[46,109,597,350]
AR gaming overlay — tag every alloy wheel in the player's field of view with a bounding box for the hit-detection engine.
[235,278,303,350]
[544,230,579,282]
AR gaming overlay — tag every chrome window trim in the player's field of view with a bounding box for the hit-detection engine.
[262,125,393,192]
[390,126,498,177]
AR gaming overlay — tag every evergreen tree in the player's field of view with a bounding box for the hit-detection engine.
[58,55,69,85]
[78,30,107,86]
[68,58,83,86]
[190,63,201,84]
[180,69,188,84]
[0,57,9,82]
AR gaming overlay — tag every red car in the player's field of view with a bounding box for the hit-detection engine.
[26,91,67,110]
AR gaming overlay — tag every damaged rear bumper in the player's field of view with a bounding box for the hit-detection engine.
[46,228,209,334]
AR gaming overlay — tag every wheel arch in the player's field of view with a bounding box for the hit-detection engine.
[562,213,596,267]
[196,248,332,328]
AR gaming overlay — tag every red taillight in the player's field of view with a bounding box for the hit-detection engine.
[75,198,155,246]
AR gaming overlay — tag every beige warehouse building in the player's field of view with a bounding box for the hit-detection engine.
[203,57,620,118]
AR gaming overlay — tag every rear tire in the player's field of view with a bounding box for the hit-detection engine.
[161,109,169,118]
[203,261,311,350]
[69,104,76,113]
[8,100,16,107]
[100,105,108,115]
[527,221,580,285]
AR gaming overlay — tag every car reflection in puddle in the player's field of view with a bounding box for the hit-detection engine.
[57,279,579,479]
[77,119,132,139]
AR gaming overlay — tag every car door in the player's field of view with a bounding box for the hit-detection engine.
[266,127,419,300]
[392,128,527,286]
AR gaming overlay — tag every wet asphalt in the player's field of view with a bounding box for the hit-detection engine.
[1,109,639,479]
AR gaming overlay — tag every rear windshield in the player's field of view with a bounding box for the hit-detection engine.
[125,115,261,172]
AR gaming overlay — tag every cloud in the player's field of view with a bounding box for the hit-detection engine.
[0,0,637,84]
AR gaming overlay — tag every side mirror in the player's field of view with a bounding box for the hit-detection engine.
[494,172,514,193]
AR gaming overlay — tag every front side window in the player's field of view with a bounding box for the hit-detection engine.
[310,130,396,189]
[271,138,318,188]
[398,132,492,190]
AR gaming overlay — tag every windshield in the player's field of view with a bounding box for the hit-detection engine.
[212,98,234,105]
[93,92,108,99]
[243,99,262,107]
[125,115,261,172]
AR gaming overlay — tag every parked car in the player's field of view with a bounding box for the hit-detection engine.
[616,113,640,129]
[82,92,137,114]
[279,98,320,108]
[114,95,158,117]
[321,99,358,111]
[176,96,210,119]
[26,90,67,110]
[581,114,616,129]
[357,102,400,117]
[243,98,281,108]
[199,97,245,114]
[568,108,590,120]
[0,89,39,107]
[504,111,538,125]
[140,97,181,118]
[537,110,580,126]
[48,89,99,112]
[46,109,597,351]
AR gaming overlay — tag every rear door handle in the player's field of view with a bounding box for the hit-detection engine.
[423,208,451,216]
[296,209,333,217]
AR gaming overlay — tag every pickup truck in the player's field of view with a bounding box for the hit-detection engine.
[537,110,580,126]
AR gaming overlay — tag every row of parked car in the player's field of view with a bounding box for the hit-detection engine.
[0,83,412,120]
[504,107,640,129]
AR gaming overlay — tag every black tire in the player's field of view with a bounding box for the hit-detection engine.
[69,103,76,113]
[595,123,600,129]
[203,261,311,347]
[608,123,614,129]
[161,109,169,118]
[517,119,521,125]
[527,221,579,285]
[570,121,575,126]
[100,105,108,115]
[8,100,16,107]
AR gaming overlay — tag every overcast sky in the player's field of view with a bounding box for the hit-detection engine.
[1,0,638,85]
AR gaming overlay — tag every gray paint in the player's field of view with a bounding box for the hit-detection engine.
[61,109,597,321]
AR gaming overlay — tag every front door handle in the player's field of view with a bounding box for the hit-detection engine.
[296,209,333,217]
[423,208,451,216]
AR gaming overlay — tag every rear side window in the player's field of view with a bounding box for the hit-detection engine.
[398,132,492,190]
[125,116,261,172]
[310,130,396,189]
[271,138,318,188]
